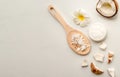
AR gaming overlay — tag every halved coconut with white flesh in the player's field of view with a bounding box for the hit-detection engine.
[96,0,119,18]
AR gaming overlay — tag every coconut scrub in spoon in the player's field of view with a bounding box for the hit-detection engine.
[48,5,91,55]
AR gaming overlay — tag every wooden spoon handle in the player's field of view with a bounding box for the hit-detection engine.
[48,5,73,33]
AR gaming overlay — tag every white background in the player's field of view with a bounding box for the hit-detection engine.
[0,0,120,77]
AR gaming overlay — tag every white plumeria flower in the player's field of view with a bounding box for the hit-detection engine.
[73,9,90,27]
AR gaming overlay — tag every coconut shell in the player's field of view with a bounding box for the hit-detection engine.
[96,0,119,18]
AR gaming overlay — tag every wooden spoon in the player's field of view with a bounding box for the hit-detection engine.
[48,5,91,55]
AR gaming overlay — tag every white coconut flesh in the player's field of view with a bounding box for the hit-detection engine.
[97,0,116,17]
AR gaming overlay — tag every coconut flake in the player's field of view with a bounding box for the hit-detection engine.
[99,42,107,50]
[108,68,115,77]
[81,45,87,51]
[77,47,81,51]
[90,62,104,74]
[94,53,105,62]
[108,51,114,64]
[81,59,88,67]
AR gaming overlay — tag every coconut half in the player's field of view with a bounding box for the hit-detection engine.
[96,0,119,18]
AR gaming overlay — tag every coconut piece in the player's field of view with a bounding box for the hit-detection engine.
[108,51,114,64]
[96,0,119,18]
[90,62,104,75]
[89,22,107,42]
[108,68,115,77]
[94,53,105,62]
[99,42,107,50]
[81,59,88,67]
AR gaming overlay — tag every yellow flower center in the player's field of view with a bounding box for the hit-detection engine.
[78,14,85,21]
